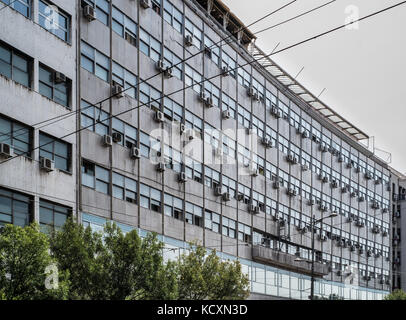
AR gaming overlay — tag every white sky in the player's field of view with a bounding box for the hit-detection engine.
[222,0,406,174]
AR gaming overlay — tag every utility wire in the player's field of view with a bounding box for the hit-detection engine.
[0,0,299,139]
[2,0,406,167]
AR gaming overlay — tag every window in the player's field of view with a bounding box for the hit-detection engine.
[1,0,31,17]
[222,94,236,119]
[38,0,70,42]
[139,29,161,62]
[82,0,109,26]
[163,48,182,80]
[112,117,137,148]
[185,18,202,49]
[0,187,32,227]
[205,210,220,233]
[81,160,110,194]
[112,6,137,46]
[184,157,202,183]
[0,41,31,87]
[185,202,203,227]
[112,172,137,203]
[238,222,252,243]
[222,217,236,238]
[164,193,183,220]
[39,64,71,107]
[112,61,137,98]
[80,40,110,81]
[140,183,161,213]
[163,97,183,122]
[221,51,236,78]
[204,36,220,66]
[139,82,162,110]
[163,0,183,33]
[39,132,71,172]
[139,131,160,159]
[39,199,71,233]
[185,64,202,93]
[80,100,109,136]
[237,67,251,88]
[0,115,32,156]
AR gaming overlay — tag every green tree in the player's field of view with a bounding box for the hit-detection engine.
[0,223,69,300]
[50,218,178,300]
[384,289,406,300]
[176,244,250,300]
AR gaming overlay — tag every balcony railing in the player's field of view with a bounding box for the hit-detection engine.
[252,245,330,277]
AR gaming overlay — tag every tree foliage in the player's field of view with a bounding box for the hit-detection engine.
[384,289,406,300]
[0,221,250,300]
[0,224,69,300]
[176,243,250,300]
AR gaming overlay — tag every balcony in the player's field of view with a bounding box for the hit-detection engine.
[252,245,330,277]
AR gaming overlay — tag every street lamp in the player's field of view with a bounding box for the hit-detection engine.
[295,212,337,300]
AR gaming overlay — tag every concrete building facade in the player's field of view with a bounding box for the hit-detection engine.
[0,0,400,300]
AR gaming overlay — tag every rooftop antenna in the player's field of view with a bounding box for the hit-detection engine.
[294,66,305,80]
[317,88,326,99]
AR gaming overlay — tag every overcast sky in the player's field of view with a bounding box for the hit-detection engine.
[222,0,406,174]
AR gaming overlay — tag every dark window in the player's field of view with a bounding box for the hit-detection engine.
[39,132,71,172]
[39,199,71,233]
[0,187,32,227]
[39,64,71,108]
[0,41,31,87]
[81,160,110,194]
[0,114,32,157]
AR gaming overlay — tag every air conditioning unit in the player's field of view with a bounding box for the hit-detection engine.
[222,110,231,119]
[162,65,173,77]
[372,226,380,234]
[184,34,193,46]
[338,155,344,162]
[382,207,389,213]
[253,92,260,101]
[382,230,388,237]
[350,245,356,252]
[270,106,280,117]
[261,137,270,148]
[222,192,231,202]
[155,59,166,72]
[156,162,166,172]
[154,110,164,123]
[318,234,327,241]
[308,199,316,206]
[53,71,66,83]
[140,0,151,9]
[367,250,373,257]
[356,220,365,228]
[249,204,260,214]
[355,167,361,173]
[204,96,213,108]
[351,191,357,198]
[40,157,55,172]
[204,46,212,57]
[375,178,382,185]
[130,146,140,159]
[251,168,259,177]
[358,195,365,202]
[372,202,380,209]
[365,172,373,180]
[112,83,124,98]
[273,181,281,189]
[112,132,122,143]
[319,204,327,212]
[247,86,255,97]
[346,162,353,169]
[214,186,223,196]
[237,193,244,201]
[0,143,13,158]
[302,131,309,139]
[83,5,96,21]
[322,176,329,183]
[331,180,338,188]
[221,66,230,76]
[286,154,294,163]
[287,188,296,196]
[319,144,328,153]
[178,172,187,183]
[301,164,309,171]
[103,134,113,147]
[337,270,342,276]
